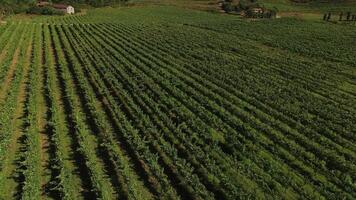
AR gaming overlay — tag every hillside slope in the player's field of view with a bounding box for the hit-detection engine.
[259,0,356,12]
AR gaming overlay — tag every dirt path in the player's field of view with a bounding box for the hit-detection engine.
[46,24,86,199]
[37,40,51,199]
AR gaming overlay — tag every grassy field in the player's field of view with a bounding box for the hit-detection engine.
[129,0,356,12]
[128,0,220,11]
[0,4,355,200]
[260,0,356,19]
[262,0,356,12]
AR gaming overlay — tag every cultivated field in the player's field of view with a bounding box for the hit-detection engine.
[0,6,355,200]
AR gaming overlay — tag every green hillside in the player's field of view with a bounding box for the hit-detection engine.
[261,0,356,12]
[130,0,356,20]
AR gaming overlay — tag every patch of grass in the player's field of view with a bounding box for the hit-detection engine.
[261,0,356,13]
[129,0,221,11]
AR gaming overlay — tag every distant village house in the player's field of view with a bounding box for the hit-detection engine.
[53,4,75,14]
[251,7,263,14]
[37,1,75,14]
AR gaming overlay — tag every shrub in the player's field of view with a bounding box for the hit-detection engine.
[27,6,65,16]
[222,2,235,13]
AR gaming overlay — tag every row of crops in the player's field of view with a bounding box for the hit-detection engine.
[0,6,355,199]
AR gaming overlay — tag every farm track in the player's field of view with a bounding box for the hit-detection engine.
[0,12,355,200]
[38,41,51,200]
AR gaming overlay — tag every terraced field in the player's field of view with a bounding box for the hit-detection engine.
[0,6,355,200]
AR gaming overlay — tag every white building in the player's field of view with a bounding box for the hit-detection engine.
[53,4,75,14]
[66,6,75,14]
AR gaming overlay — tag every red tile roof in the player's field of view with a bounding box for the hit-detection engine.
[53,4,69,9]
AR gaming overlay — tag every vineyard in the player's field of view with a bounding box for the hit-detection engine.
[0,6,355,200]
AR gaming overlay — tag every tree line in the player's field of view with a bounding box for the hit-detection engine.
[0,0,128,18]
[323,12,356,22]
[0,0,127,6]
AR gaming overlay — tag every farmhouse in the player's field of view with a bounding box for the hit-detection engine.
[53,4,75,14]
[251,7,263,14]
[36,1,75,14]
